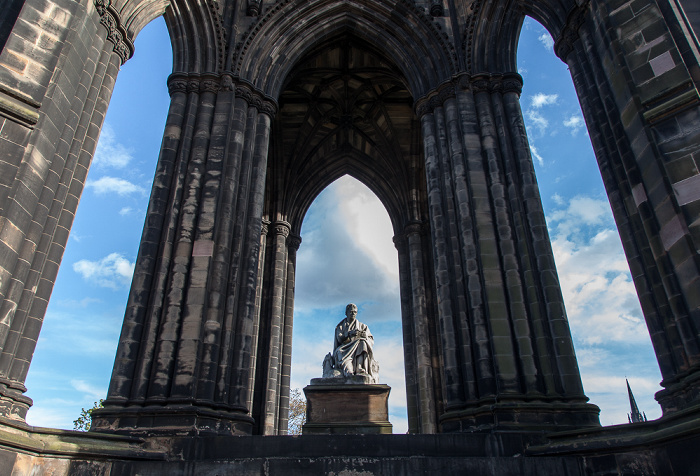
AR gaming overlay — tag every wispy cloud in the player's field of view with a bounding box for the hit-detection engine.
[563,114,585,135]
[71,379,105,400]
[73,252,135,289]
[86,176,145,196]
[538,33,554,50]
[530,143,545,167]
[93,123,134,169]
[531,93,558,108]
[526,110,549,136]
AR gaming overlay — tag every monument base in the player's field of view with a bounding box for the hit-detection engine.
[302,377,392,435]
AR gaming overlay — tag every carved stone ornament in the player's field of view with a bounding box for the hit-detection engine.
[287,235,302,251]
[247,0,261,16]
[273,221,291,238]
[554,1,590,61]
[94,0,134,65]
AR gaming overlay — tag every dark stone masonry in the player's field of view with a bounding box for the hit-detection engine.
[0,0,699,474]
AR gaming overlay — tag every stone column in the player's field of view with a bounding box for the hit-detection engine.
[93,76,276,436]
[415,74,600,432]
[558,0,700,416]
[0,0,127,420]
[404,222,438,433]
[259,221,290,435]
[278,234,301,434]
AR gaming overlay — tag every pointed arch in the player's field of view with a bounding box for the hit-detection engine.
[235,0,457,99]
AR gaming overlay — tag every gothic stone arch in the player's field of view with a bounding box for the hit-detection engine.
[0,0,699,471]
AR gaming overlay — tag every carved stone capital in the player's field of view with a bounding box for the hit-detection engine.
[187,80,201,93]
[272,221,291,238]
[94,0,134,65]
[456,73,471,91]
[502,73,523,95]
[471,74,491,93]
[236,84,254,103]
[404,221,424,236]
[261,219,271,236]
[201,74,220,93]
[258,100,277,118]
[167,74,189,96]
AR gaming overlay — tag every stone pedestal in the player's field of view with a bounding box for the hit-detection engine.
[302,377,392,434]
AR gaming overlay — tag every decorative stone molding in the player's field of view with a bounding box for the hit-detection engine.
[201,74,221,93]
[94,0,134,65]
[404,221,424,236]
[430,1,444,17]
[248,0,262,16]
[462,0,483,74]
[205,0,227,71]
[415,73,522,116]
[272,221,291,238]
[261,219,271,236]
[234,0,458,79]
[554,1,590,61]
[165,74,277,115]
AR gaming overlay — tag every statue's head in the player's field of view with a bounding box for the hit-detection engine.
[345,303,358,321]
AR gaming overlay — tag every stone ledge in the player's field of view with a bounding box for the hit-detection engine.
[0,416,164,460]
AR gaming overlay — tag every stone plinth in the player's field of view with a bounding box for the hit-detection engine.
[302,377,392,434]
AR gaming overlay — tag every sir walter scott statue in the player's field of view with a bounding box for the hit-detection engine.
[322,304,379,383]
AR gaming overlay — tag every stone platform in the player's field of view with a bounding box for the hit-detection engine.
[302,377,392,434]
[1,412,700,475]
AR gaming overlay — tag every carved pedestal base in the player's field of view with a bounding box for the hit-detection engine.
[302,378,392,435]
[0,378,32,421]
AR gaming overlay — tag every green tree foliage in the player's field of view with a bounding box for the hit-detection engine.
[73,399,104,431]
[287,388,306,435]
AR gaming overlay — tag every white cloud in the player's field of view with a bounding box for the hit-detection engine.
[73,252,135,289]
[552,193,565,206]
[119,207,133,216]
[294,177,400,316]
[530,144,545,167]
[563,114,585,135]
[335,178,399,281]
[538,33,554,50]
[531,93,558,108]
[547,196,648,345]
[93,123,134,169]
[86,176,145,196]
[526,110,549,137]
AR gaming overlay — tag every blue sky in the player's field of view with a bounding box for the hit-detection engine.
[24,16,662,432]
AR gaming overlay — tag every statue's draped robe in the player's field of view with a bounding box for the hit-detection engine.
[333,318,376,381]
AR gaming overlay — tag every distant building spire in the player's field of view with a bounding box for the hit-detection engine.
[627,379,647,423]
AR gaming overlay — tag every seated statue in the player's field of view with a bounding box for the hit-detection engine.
[322,303,379,383]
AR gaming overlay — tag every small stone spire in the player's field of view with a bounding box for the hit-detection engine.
[627,379,647,423]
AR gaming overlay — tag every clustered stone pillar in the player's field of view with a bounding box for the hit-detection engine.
[395,222,440,434]
[91,73,277,436]
[414,73,600,432]
[250,221,300,435]
[0,0,129,421]
[557,0,700,416]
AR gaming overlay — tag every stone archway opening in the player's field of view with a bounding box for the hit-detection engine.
[250,36,438,435]
[289,175,408,433]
